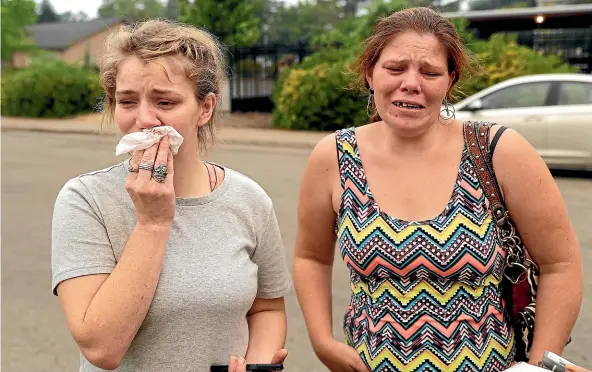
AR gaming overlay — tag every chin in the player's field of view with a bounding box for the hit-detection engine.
[382,112,437,135]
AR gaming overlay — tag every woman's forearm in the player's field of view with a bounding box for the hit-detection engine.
[293,257,334,352]
[245,309,287,363]
[78,223,171,365]
[528,262,583,364]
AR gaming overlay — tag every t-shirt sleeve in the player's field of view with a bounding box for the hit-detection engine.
[51,178,116,296]
[252,203,292,299]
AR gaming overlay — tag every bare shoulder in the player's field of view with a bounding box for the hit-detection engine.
[311,131,338,158]
[294,132,342,261]
[487,124,580,266]
[488,125,549,188]
[303,131,340,184]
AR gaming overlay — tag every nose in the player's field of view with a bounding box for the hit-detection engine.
[135,101,161,129]
[399,70,421,94]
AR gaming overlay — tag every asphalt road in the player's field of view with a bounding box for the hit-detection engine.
[2,131,591,371]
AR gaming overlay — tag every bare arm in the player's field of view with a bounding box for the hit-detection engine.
[293,134,369,371]
[491,127,583,364]
[293,134,339,350]
[57,224,170,369]
[245,297,287,363]
[55,138,175,370]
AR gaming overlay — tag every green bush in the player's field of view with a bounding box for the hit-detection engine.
[271,60,367,131]
[1,58,103,118]
[271,0,407,131]
[271,0,579,131]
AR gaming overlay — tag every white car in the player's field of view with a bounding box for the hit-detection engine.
[454,73,592,171]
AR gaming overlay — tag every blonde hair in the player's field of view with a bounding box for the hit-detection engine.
[100,19,227,153]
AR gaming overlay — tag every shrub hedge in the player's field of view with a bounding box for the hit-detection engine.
[1,58,103,118]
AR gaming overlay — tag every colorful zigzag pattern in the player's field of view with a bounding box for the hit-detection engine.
[335,128,515,371]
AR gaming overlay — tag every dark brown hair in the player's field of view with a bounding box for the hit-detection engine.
[352,7,472,122]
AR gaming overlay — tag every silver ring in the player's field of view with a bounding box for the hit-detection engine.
[127,164,138,173]
[152,164,168,183]
[138,162,154,172]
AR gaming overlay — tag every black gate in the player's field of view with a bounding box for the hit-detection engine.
[226,42,313,112]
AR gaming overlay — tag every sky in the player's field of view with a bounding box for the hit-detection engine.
[42,0,301,19]
[39,0,102,18]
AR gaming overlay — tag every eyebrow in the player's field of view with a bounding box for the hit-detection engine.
[115,89,136,96]
[115,88,181,96]
[152,88,181,95]
[384,59,443,69]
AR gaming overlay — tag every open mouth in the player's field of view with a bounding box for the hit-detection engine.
[392,101,424,110]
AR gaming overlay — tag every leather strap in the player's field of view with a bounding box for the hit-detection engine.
[462,121,508,227]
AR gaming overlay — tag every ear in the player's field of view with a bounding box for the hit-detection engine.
[365,67,374,92]
[197,93,217,127]
[448,71,457,92]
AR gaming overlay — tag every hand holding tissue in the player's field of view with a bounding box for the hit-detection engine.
[115,126,184,156]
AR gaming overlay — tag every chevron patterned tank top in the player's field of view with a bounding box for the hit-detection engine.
[335,127,515,371]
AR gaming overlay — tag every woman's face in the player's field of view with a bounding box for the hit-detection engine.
[366,31,455,136]
[114,56,215,156]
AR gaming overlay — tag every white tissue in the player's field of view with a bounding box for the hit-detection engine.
[115,126,184,156]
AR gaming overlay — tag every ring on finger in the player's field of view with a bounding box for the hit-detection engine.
[127,164,138,173]
[152,164,168,183]
[138,162,154,172]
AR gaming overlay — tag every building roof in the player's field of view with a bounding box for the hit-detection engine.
[442,3,592,21]
[26,17,123,51]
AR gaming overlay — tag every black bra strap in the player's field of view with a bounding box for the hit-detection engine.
[489,126,508,156]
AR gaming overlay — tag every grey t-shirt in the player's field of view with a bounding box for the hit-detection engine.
[51,160,292,372]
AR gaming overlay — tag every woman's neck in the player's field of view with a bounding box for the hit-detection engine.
[171,152,211,198]
[376,119,456,157]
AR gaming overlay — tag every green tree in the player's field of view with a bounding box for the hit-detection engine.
[310,0,408,50]
[343,0,365,16]
[98,0,165,20]
[60,10,90,22]
[254,0,280,44]
[1,0,37,63]
[263,0,346,45]
[271,0,578,131]
[165,0,179,20]
[178,0,260,47]
[37,0,59,23]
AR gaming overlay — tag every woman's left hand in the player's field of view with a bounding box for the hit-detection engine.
[229,349,288,372]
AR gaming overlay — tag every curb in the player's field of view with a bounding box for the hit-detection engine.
[1,126,106,136]
[1,121,324,150]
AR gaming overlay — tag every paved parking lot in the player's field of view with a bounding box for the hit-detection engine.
[2,130,591,371]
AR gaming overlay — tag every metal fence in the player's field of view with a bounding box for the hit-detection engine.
[514,28,592,73]
[226,43,314,112]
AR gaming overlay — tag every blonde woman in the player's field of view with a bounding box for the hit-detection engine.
[51,20,290,372]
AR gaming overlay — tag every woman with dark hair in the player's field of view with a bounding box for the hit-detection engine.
[293,7,583,372]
